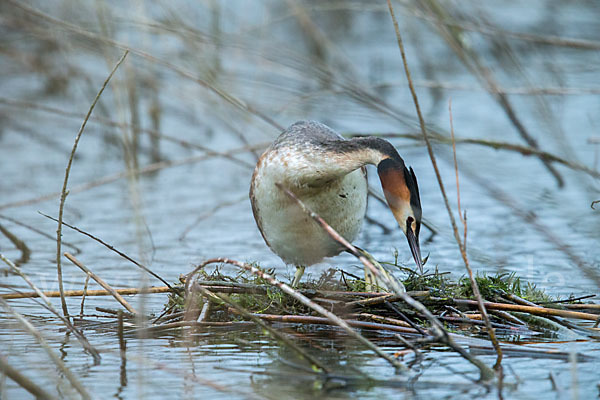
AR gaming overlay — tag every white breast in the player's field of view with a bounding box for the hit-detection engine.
[250,151,368,266]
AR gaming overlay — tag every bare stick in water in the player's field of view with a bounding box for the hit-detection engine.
[386,0,502,373]
[64,252,137,315]
[55,50,129,319]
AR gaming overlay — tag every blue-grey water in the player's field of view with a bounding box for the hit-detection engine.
[1,1,599,398]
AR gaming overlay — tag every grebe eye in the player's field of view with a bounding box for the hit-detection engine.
[406,216,414,231]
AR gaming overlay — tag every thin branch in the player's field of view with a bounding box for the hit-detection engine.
[386,0,501,376]
[56,50,129,319]
[0,214,80,254]
[1,286,171,300]
[42,213,172,289]
[64,252,137,315]
[437,298,600,321]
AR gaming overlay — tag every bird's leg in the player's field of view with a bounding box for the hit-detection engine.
[291,265,305,287]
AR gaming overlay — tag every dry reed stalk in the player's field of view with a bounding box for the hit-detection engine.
[186,258,408,371]
[1,286,171,300]
[562,304,600,311]
[386,0,503,373]
[64,252,137,315]
[0,298,91,399]
[438,298,600,321]
[198,301,211,322]
[350,313,412,328]
[0,253,100,363]
[55,50,129,319]
[79,272,90,317]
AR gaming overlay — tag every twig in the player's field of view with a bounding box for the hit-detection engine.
[0,214,80,253]
[540,295,596,305]
[1,286,171,300]
[42,213,172,289]
[95,307,135,319]
[449,100,464,230]
[64,252,137,315]
[385,300,428,336]
[387,0,502,372]
[0,253,101,363]
[351,312,412,328]
[0,352,58,400]
[55,50,129,319]
[0,298,90,400]
[592,200,599,210]
[448,100,500,366]
[499,291,597,332]
[436,298,600,321]
[79,273,90,317]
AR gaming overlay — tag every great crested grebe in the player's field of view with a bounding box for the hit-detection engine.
[250,121,422,287]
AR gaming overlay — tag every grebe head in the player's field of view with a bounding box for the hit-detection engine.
[377,157,423,272]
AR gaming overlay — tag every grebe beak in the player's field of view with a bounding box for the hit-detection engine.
[406,222,422,272]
